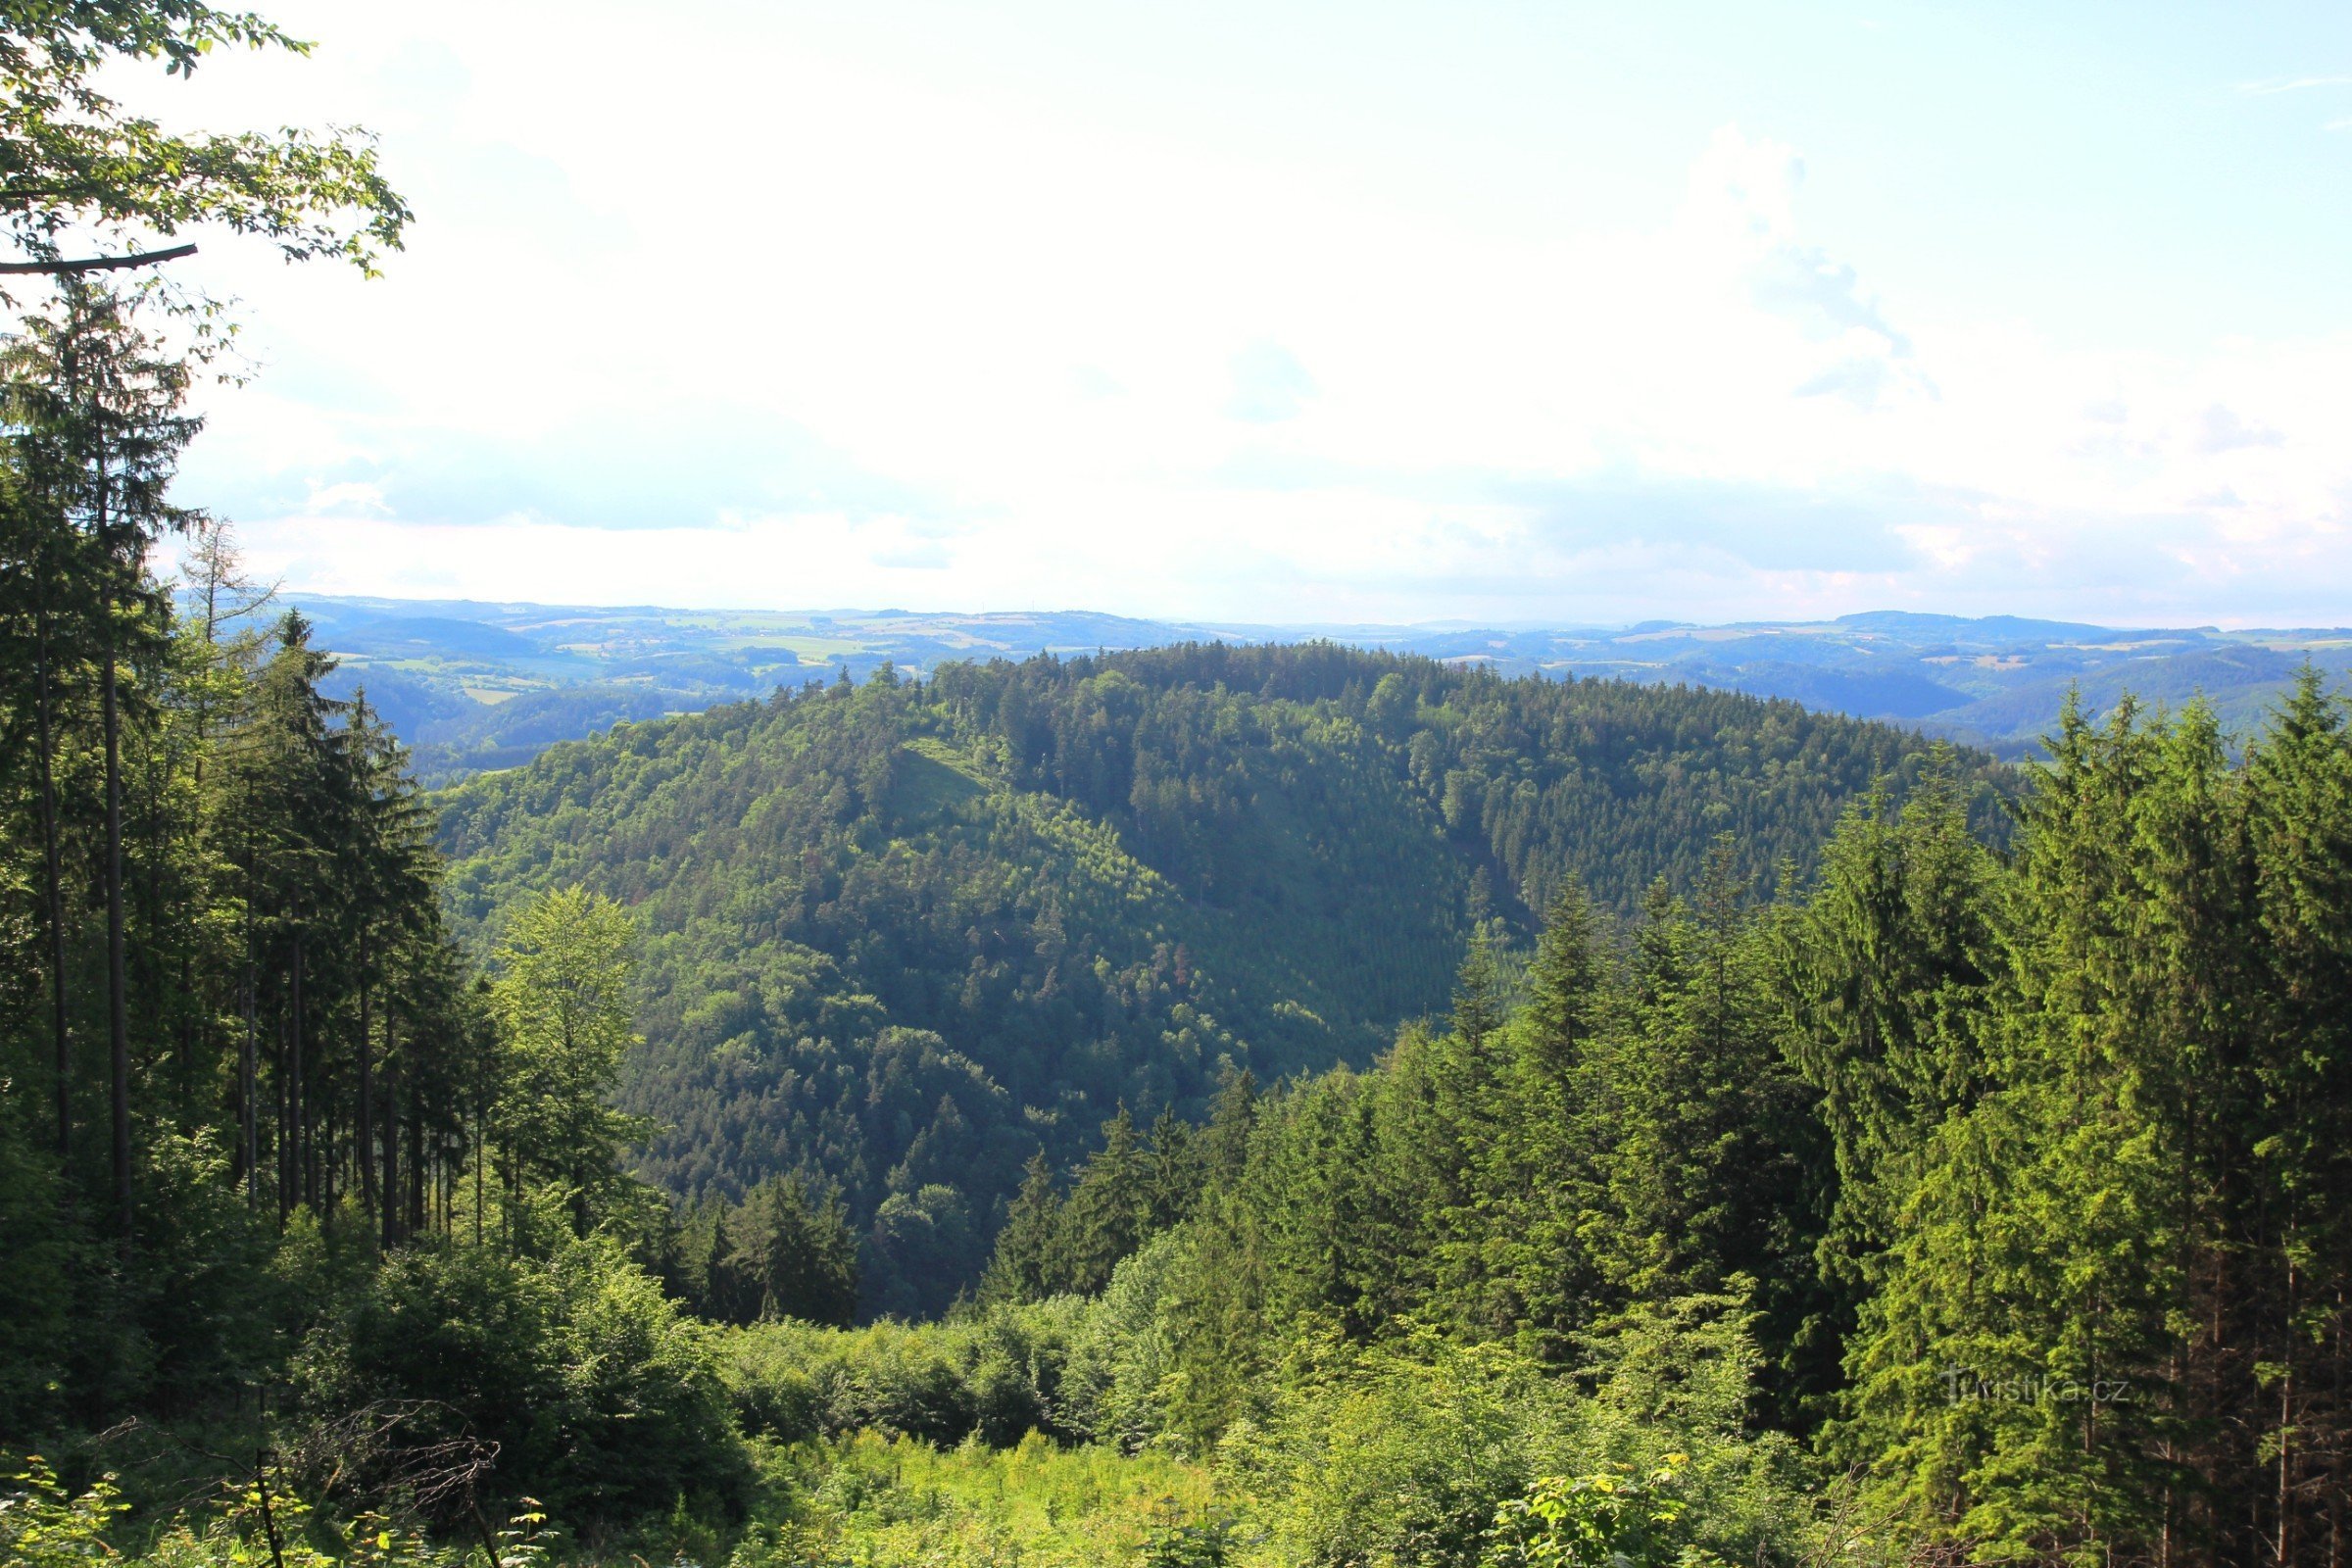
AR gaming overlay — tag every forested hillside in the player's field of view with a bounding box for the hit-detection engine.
[911,681,2352,1565]
[435,647,2001,1313]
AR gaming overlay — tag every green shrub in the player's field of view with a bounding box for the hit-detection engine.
[1222,1299,1815,1568]
[1482,1457,1724,1568]
[1063,1232,1187,1450]
[0,1456,125,1568]
[717,1297,1086,1448]
[1221,1333,1577,1568]
[292,1236,745,1526]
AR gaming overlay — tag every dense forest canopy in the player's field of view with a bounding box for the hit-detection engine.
[5,6,2352,1567]
[433,646,2006,1314]
[944,679,2352,1567]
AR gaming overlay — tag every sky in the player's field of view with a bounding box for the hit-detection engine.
[113,0,2352,625]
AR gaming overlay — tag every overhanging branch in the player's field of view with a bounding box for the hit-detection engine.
[0,242,198,274]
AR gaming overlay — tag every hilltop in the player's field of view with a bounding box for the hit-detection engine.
[277,592,2352,782]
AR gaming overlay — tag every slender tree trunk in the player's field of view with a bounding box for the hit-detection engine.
[239,967,257,1200]
[277,1012,291,1220]
[241,830,260,1201]
[176,952,193,1123]
[139,722,170,1118]
[31,588,71,1161]
[2281,1250,2299,1568]
[290,925,307,1212]
[473,1093,485,1248]
[103,582,131,1238]
[2330,1285,2345,1568]
[358,929,375,1229]
[381,1008,399,1250]
[407,1106,424,1238]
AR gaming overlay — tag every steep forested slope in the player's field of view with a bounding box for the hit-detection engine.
[957,678,2352,1567]
[436,643,2000,1311]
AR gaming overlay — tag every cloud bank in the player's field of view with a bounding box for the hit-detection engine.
[133,0,2352,625]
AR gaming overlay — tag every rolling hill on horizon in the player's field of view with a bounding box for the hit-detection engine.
[257,590,2352,782]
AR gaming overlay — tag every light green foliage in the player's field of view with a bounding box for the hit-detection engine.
[0,0,409,277]
[1564,1295,1812,1558]
[1220,1335,1580,1568]
[490,888,652,1238]
[1063,1232,1190,1451]
[726,1431,1216,1568]
[126,1481,551,1568]
[1218,1305,1807,1568]
[719,1298,1088,1449]
[0,1457,126,1568]
[1482,1457,1721,1568]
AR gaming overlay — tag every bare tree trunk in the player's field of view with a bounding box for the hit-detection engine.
[102,581,131,1238]
[407,1102,424,1238]
[473,1091,485,1248]
[2330,1285,2344,1568]
[358,927,375,1229]
[239,967,257,1200]
[290,924,309,1213]
[175,952,192,1122]
[237,825,259,1200]
[31,584,71,1161]
[2281,1250,2299,1568]
[276,1012,291,1220]
[381,1007,399,1250]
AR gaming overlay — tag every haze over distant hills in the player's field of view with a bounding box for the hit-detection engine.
[278,592,2352,782]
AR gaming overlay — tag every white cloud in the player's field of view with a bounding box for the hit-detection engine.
[100,2,2352,624]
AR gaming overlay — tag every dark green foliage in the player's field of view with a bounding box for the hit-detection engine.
[667,1172,861,1328]
[1825,682,2352,1564]
[436,644,1996,1309]
[0,247,755,1549]
[0,1110,73,1431]
[964,676,2352,1567]
[1004,864,1838,1452]
[292,1236,746,1527]
[861,1181,985,1321]
[974,1105,1207,1304]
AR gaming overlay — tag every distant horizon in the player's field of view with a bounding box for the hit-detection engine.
[270,586,2342,640]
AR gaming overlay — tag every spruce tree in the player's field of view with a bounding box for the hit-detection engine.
[979,1151,1064,1303]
